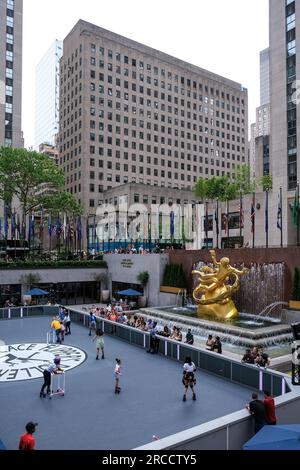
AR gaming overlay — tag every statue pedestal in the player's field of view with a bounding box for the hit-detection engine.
[197,300,238,320]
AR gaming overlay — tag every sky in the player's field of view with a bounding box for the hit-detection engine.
[22,0,269,148]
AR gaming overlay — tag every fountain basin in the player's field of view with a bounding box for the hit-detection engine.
[140,307,293,349]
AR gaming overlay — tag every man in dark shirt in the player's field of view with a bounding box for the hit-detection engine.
[246,392,267,433]
[241,349,255,364]
[264,390,277,425]
[185,329,194,345]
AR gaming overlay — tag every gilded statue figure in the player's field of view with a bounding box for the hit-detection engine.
[192,250,248,320]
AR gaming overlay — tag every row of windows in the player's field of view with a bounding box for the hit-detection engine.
[88,107,245,127]
[87,127,243,142]
[286,0,297,190]
[89,43,244,102]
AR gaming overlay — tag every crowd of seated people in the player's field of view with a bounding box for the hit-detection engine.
[241,346,270,368]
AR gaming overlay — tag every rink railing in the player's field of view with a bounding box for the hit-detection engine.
[0,304,290,398]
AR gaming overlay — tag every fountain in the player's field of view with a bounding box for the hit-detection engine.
[140,254,293,350]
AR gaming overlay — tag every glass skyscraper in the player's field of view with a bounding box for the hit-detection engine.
[35,39,63,148]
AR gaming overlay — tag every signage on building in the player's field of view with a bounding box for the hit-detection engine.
[0,343,86,382]
[120,259,134,269]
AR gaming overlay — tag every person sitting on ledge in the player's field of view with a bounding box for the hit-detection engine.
[205,334,215,351]
[185,329,194,345]
[242,349,255,364]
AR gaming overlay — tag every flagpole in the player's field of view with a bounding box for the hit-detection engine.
[297,184,300,247]
[280,186,283,248]
[239,191,243,247]
[205,200,208,249]
[216,199,219,250]
[252,192,255,249]
[265,189,269,249]
[227,199,230,247]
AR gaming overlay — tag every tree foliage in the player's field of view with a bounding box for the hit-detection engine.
[0,147,82,215]
[260,174,273,191]
[194,165,257,202]
[137,271,149,286]
[234,165,256,195]
[39,192,82,215]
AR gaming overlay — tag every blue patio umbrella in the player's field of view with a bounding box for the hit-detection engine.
[243,425,300,450]
[24,288,49,296]
[117,289,143,296]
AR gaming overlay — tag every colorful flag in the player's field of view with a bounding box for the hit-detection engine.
[16,214,21,239]
[48,214,53,237]
[265,190,269,234]
[222,213,229,235]
[239,195,244,229]
[4,206,9,239]
[277,192,282,231]
[293,185,299,227]
[21,218,26,240]
[214,203,219,236]
[28,214,35,240]
[11,210,16,240]
[170,210,175,240]
[0,216,2,239]
[39,209,44,238]
[250,200,256,233]
[77,216,82,240]
[55,216,61,240]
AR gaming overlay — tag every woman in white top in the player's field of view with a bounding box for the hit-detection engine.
[114,358,122,394]
[182,356,196,402]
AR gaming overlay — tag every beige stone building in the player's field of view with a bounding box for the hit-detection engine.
[269,0,299,246]
[58,20,248,214]
[0,0,23,148]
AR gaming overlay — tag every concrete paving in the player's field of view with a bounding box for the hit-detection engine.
[0,316,254,450]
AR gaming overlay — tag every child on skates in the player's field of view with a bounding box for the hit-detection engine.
[182,356,196,402]
[114,358,122,394]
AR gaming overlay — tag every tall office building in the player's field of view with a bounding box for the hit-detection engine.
[270,0,298,192]
[35,39,63,148]
[269,0,300,246]
[0,0,23,148]
[260,48,270,106]
[58,20,248,212]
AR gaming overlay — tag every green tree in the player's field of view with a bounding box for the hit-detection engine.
[292,268,300,301]
[40,192,82,216]
[260,174,273,192]
[0,147,82,218]
[234,165,255,195]
[137,271,149,287]
[194,178,208,201]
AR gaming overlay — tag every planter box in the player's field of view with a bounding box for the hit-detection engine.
[289,300,300,310]
[160,286,185,294]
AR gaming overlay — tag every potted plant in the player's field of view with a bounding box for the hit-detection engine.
[160,264,187,294]
[290,267,300,310]
[137,271,149,307]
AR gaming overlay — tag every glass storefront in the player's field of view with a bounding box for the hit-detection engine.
[38,282,100,305]
[0,284,21,306]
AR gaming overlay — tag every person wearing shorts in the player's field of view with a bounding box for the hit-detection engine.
[93,329,105,359]
[182,356,196,402]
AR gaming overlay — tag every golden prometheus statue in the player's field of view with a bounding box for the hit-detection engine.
[192,250,248,320]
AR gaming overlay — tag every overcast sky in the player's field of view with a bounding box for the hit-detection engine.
[23,0,269,148]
